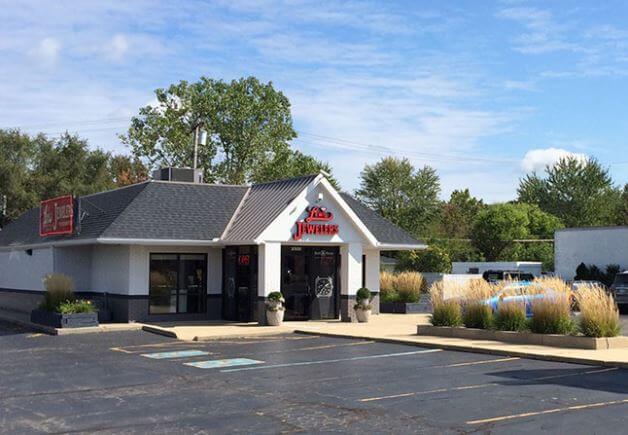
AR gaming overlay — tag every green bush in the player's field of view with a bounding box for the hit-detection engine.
[39,274,76,312]
[267,291,284,302]
[380,290,400,303]
[431,300,463,327]
[58,299,96,314]
[494,302,528,332]
[462,303,493,329]
[356,287,372,301]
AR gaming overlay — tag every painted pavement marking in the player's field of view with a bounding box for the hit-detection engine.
[220,349,442,373]
[141,350,211,359]
[359,366,618,403]
[185,358,264,369]
[467,398,628,425]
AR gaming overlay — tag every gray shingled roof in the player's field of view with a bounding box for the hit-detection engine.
[223,174,318,242]
[0,182,248,247]
[339,192,424,246]
[0,175,423,248]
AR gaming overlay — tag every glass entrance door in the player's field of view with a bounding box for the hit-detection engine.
[281,246,339,320]
[149,253,207,314]
[222,246,258,322]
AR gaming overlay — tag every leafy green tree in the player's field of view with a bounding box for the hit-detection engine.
[616,184,628,225]
[0,130,40,223]
[396,246,452,273]
[355,157,440,237]
[471,203,530,261]
[251,149,338,188]
[30,133,114,200]
[440,189,484,238]
[121,76,297,184]
[518,156,620,227]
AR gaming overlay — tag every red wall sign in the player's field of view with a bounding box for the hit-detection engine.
[293,206,339,241]
[39,195,74,237]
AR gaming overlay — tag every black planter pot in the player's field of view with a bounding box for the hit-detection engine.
[31,309,99,328]
[380,294,432,314]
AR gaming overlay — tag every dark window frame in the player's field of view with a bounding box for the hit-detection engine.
[148,252,208,315]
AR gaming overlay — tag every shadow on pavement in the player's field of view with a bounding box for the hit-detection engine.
[487,366,628,395]
[0,320,34,337]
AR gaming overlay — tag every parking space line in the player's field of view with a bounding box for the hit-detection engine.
[441,357,519,367]
[141,350,210,359]
[220,349,442,373]
[358,366,618,403]
[467,399,628,425]
[185,358,264,369]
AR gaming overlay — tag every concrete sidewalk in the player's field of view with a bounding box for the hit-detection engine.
[143,314,628,369]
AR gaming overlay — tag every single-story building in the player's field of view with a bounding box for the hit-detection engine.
[0,170,425,323]
[451,261,542,277]
[554,226,628,280]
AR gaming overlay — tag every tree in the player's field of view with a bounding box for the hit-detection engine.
[121,76,297,185]
[0,129,150,225]
[396,246,451,273]
[251,149,338,188]
[471,203,530,261]
[518,156,620,227]
[440,189,484,238]
[109,155,149,187]
[355,157,441,237]
[616,184,628,225]
[0,129,39,223]
[29,133,114,200]
[471,203,562,264]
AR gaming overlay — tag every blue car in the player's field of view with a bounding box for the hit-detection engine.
[483,282,555,318]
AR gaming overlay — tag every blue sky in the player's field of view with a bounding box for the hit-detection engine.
[1,0,626,202]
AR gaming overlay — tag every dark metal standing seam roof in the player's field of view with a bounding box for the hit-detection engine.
[223,174,319,242]
[339,192,425,246]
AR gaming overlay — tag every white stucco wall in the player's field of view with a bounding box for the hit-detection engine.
[258,242,281,297]
[91,245,131,295]
[54,245,93,291]
[555,227,628,280]
[0,248,53,291]
[128,245,222,296]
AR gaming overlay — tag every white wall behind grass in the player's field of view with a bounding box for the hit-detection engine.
[555,227,628,280]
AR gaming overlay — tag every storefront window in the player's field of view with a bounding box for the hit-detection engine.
[149,253,207,314]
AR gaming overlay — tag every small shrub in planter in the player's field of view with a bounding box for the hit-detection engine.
[574,285,621,337]
[431,299,462,327]
[265,291,285,326]
[529,294,575,335]
[354,288,372,322]
[58,299,96,314]
[494,301,528,332]
[32,274,99,328]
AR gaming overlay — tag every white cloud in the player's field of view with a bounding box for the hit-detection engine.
[29,37,61,66]
[521,148,587,173]
[105,34,130,61]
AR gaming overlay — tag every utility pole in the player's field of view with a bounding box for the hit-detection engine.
[193,124,199,170]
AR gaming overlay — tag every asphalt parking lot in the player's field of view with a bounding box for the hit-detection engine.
[1,321,627,434]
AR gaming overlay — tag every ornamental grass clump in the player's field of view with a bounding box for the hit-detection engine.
[379,271,398,303]
[429,282,463,327]
[40,274,76,312]
[574,285,620,337]
[529,292,575,335]
[393,271,424,303]
[461,279,495,329]
[494,301,528,332]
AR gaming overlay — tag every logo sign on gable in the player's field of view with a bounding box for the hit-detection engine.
[293,206,339,241]
[40,195,74,237]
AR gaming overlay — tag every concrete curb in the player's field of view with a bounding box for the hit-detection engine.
[293,330,628,369]
[141,325,179,338]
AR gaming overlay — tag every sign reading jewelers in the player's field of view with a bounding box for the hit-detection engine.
[39,195,74,237]
[293,206,339,241]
